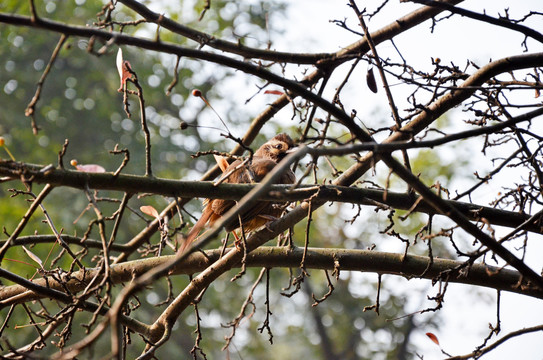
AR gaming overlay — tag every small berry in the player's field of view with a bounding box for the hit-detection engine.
[179,120,188,130]
[70,159,78,167]
[192,89,202,97]
[0,136,15,160]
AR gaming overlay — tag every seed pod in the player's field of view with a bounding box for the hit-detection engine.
[366,68,378,93]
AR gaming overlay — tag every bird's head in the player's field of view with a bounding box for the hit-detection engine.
[255,133,296,162]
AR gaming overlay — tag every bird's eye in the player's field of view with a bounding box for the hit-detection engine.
[274,143,283,150]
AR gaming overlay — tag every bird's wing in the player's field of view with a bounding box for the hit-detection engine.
[212,158,277,231]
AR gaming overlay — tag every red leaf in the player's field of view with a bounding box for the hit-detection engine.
[264,90,284,96]
[425,332,440,346]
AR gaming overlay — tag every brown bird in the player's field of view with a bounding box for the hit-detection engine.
[179,133,296,252]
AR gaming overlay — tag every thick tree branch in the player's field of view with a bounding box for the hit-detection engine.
[1,160,541,233]
[3,247,540,308]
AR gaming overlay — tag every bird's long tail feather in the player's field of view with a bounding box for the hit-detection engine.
[179,208,212,253]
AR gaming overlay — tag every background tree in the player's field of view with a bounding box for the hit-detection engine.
[1,0,542,359]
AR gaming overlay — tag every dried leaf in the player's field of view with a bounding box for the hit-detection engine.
[140,205,160,220]
[366,68,378,93]
[214,154,229,172]
[264,90,284,96]
[75,164,106,173]
[425,332,440,346]
[116,48,133,91]
[22,246,43,269]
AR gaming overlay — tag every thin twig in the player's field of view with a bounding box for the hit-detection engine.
[25,34,67,134]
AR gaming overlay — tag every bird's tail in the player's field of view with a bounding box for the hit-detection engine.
[179,208,212,254]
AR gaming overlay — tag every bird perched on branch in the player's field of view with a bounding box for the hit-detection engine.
[179,133,297,253]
